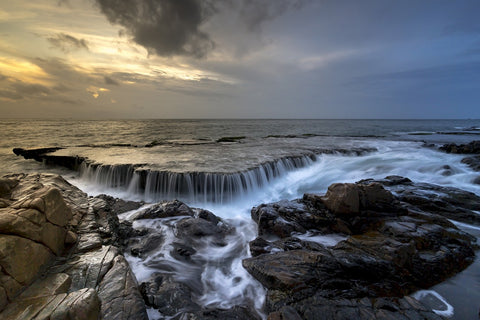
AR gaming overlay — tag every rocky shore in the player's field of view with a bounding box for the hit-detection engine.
[0,172,478,319]
[0,173,147,319]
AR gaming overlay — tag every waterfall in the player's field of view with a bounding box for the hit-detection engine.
[79,154,317,203]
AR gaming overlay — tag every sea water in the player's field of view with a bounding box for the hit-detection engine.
[1,119,480,318]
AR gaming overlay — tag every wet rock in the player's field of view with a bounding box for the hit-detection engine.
[321,182,397,215]
[98,255,148,320]
[246,179,476,319]
[461,155,480,171]
[439,140,480,154]
[134,199,194,219]
[372,176,480,226]
[140,273,201,315]
[130,233,164,258]
[176,216,231,240]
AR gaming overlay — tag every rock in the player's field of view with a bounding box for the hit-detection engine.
[130,233,164,258]
[0,208,66,255]
[98,255,148,320]
[320,182,396,215]
[50,245,119,291]
[0,272,22,300]
[133,199,194,219]
[65,230,78,244]
[50,288,101,320]
[0,178,17,199]
[176,216,231,240]
[14,186,72,227]
[19,273,71,299]
[0,174,149,319]
[462,155,480,171]
[0,286,7,312]
[0,235,53,284]
[321,183,360,214]
[140,273,201,315]
[246,179,476,319]
[440,140,480,154]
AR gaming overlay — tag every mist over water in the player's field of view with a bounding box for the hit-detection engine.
[1,119,480,318]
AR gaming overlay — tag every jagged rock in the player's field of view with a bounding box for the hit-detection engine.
[246,180,476,319]
[50,245,119,291]
[130,233,164,258]
[0,235,53,285]
[368,176,480,226]
[98,255,148,320]
[140,273,201,315]
[133,199,194,219]
[440,140,480,154]
[0,174,149,319]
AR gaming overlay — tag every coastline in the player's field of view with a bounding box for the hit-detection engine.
[1,165,479,319]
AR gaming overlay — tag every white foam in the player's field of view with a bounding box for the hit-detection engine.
[292,232,347,247]
[412,290,454,317]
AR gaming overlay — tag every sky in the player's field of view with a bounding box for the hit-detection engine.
[0,0,479,119]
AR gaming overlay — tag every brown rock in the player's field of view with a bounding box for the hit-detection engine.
[0,208,66,255]
[0,178,17,199]
[15,186,72,227]
[0,273,22,300]
[321,183,360,214]
[65,230,78,245]
[0,235,53,284]
[0,286,7,312]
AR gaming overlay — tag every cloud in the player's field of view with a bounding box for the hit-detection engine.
[95,0,215,58]
[104,75,119,85]
[47,33,89,52]
[94,0,305,58]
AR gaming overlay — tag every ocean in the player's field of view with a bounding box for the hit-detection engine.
[1,119,480,319]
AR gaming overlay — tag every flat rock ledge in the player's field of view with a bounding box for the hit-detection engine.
[0,173,147,319]
[244,179,476,319]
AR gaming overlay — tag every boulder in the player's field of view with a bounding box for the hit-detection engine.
[13,186,72,227]
[133,199,194,220]
[320,182,396,215]
[0,235,53,285]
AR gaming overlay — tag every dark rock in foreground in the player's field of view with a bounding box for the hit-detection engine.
[245,180,475,319]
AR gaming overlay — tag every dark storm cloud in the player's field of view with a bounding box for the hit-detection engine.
[94,0,304,58]
[95,0,215,58]
[47,33,89,52]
